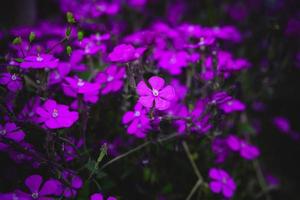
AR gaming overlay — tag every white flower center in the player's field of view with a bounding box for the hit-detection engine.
[222,177,227,184]
[11,74,17,81]
[227,101,233,106]
[31,192,39,199]
[77,79,85,87]
[169,56,177,64]
[0,129,7,135]
[134,111,141,117]
[52,109,59,118]
[36,56,43,62]
[152,89,159,97]
[107,75,114,82]
[137,123,142,128]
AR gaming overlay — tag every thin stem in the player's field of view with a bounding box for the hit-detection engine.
[186,179,202,200]
[182,141,203,181]
[101,141,151,170]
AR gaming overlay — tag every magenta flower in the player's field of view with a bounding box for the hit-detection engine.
[136,76,175,110]
[90,193,117,200]
[122,103,150,138]
[156,50,190,75]
[16,174,62,199]
[209,168,236,198]
[212,92,246,113]
[36,99,79,129]
[273,116,290,133]
[108,44,146,63]
[95,65,125,94]
[227,135,260,160]
[20,54,59,69]
[0,73,23,92]
[0,122,25,143]
[62,76,101,103]
[62,171,83,198]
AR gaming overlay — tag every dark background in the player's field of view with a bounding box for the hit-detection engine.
[1,0,300,199]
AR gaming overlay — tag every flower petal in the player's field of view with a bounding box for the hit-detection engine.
[149,76,165,90]
[139,96,154,108]
[155,97,170,110]
[159,85,175,100]
[39,179,62,196]
[209,181,222,193]
[136,81,151,96]
[25,175,42,193]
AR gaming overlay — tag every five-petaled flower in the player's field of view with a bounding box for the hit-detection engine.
[0,122,25,146]
[36,99,79,129]
[136,76,176,110]
[16,174,62,199]
[95,65,125,94]
[20,54,59,69]
[108,44,146,63]
[0,72,23,92]
[209,168,236,198]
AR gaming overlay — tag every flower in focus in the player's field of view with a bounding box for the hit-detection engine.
[20,54,59,69]
[16,174,62,199]
[36,99,79,129]
[0,73,23,92]
[227,135,260,160]
[122,103,150,138]
[108,44,146,63]
[209,168,236,198]
[136,76,175,110]
[95,65,125,94]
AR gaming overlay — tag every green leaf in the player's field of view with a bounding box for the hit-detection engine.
[66,45,72,56]
[15,58,24,63]
[66,12,76,24]
[65,27,71,38]
[29,32,35,42]
[12,37,22,45]
[78,31,84,41]
[97,143,107,164]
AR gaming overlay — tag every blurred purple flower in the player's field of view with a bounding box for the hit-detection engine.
[108,44,146,63]
[95,65,125,94]
[209,168,236,198]
[0,73,23,92]
[62,171,83,198]
[90,193,117,200]
[227,135,260,160]
[273,116,290,133]
[16,174,62,199]
[20,54,59,69]
[0,122,25,146]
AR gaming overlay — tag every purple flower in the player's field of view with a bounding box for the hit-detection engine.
[62,171,83,198]
[156,50,190,75]
[136,76,175,110]
[108,44,146,63]
[16,174,62,199]
[36,99,79,129]
[219,99,246,113]
[211,137,230,163]
[63,137,83,162]
[190,99,212,134]
[0,73,23,92]
[90,193,117,200]
[273,116,290,133]
[20,54,59,69]
[122,103,150,138]
[227,135,260,160]
[0,122,25,143]
[95,65,125,94]
[62,76,101,103]
[209,168,236,198]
